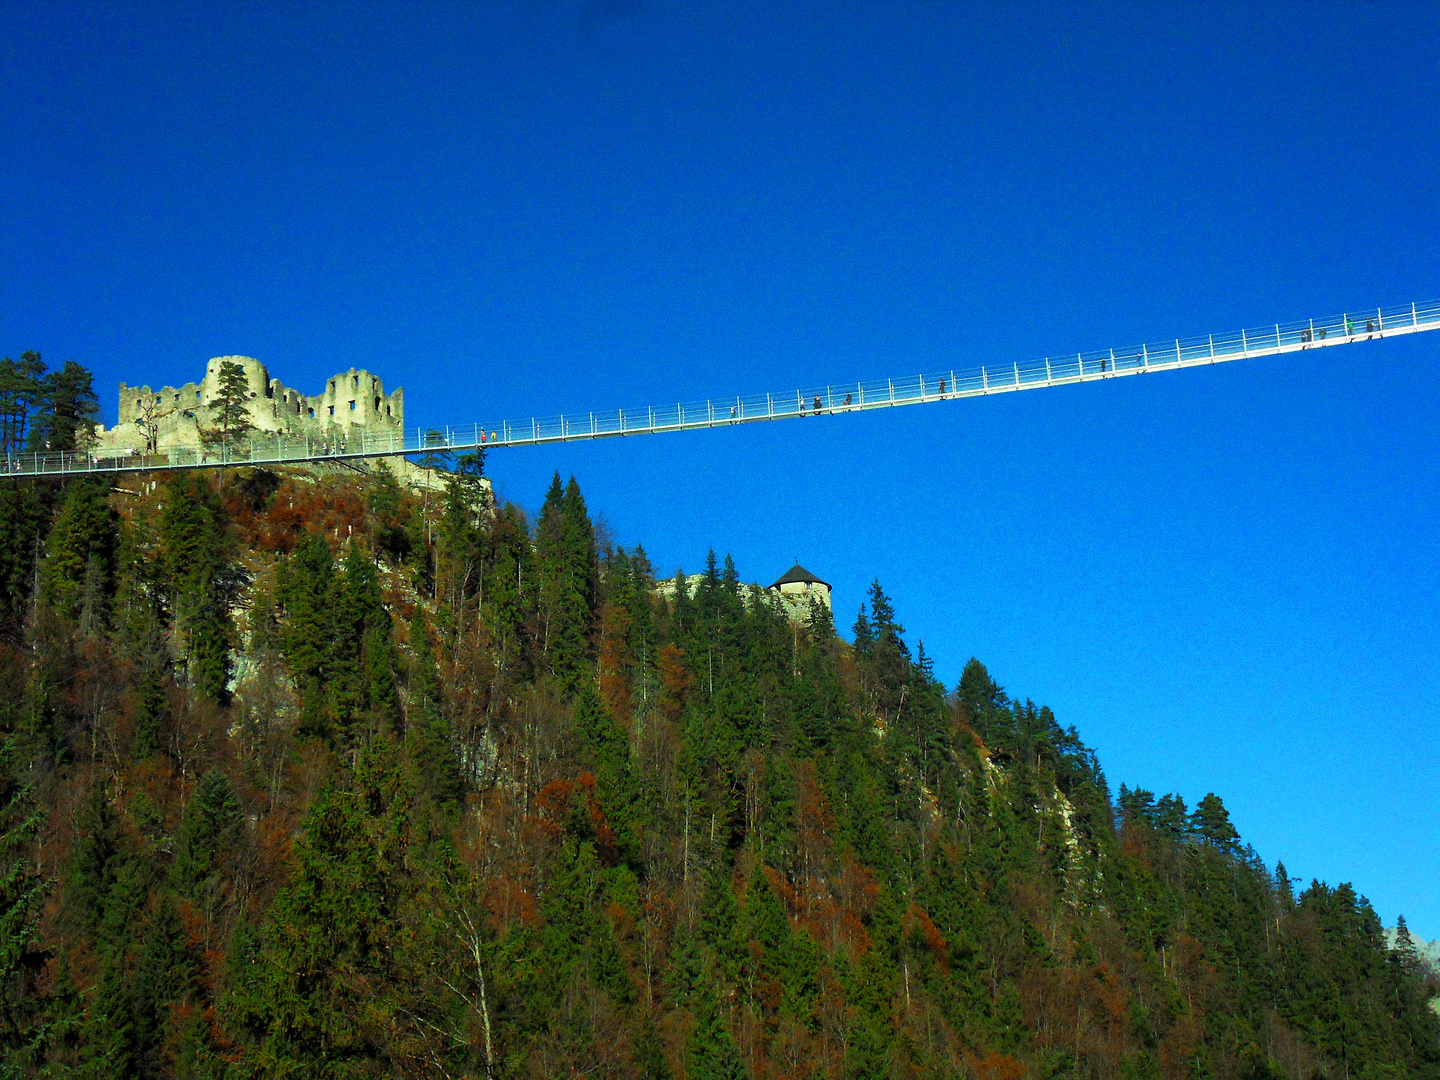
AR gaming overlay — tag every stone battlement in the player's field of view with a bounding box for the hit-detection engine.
[106,356,403,452]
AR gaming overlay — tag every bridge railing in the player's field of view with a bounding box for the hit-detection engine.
[4,300,1437,477]
[464,300,1439,446]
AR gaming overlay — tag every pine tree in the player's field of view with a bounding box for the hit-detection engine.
[687,981,745,1080]
[28,359,99,452]
[171,769,242,903]
[159,473,235,703]
[0,732,46,1059]
[202,359,255,447]
[187,588,232,704]
[0,352,47,454]
[536,473,596,684]
[232,779,409,1074]
[405,610,462,805]
[131,894,199,1078]
[276,531,335,686]
[1117,784,1157,829]
[38,478,116,625]
[1152,793,1190,841]
[1192,792,1239,851]
[1392,914,1421,975]
[0,484,45,641]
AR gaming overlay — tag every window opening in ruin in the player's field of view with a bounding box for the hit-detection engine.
[348,400,356,411]
[309,408,315,417]
[372,378,377,391]
[136,399,142,408]
[328,405,334,416]
[352,375,359,389]
[374,397,380,411]
[385,405,391,416]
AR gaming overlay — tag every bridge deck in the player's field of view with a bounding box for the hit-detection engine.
[8,300,1437,479]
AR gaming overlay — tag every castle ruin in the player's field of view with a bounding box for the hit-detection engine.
[103,356,404,453]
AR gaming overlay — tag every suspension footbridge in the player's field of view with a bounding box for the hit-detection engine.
[8,299,1438,479]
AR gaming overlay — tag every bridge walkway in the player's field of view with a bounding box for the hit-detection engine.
[7,300,1437,479]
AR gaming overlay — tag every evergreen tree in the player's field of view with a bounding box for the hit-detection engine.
[229,778,410,1075]
[1192,792,1240,851]
[159,473,236,703]
[405,609,462,805]
[1152,792,1190,841]
[130,637,172,761]
[38,478,116,627]
[0,484,46,641]
[202,359,255,447]
[28,359,99,452]
[687,978,745,1080]
[1392,914,1421,975]
[0,732,46,1061]
[171,768,242,903]
[1117,784,1157,829]
[276,531,336,687]
[0,351,47,454]
[130,894,199,1078]
[536,473,597,684]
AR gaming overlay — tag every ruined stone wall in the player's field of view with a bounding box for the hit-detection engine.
[107,356,404,452]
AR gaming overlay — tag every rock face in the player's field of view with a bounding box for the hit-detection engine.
[102,356,404,453]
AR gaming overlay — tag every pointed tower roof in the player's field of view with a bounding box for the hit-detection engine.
[769,564,830,591]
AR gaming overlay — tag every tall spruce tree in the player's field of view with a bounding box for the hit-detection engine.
[38,478,116,627]
[202,359,255,447]
[159,473,235,703]
[536,473,597,684]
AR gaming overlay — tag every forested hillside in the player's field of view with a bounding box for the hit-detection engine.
[0,422,1436,1076]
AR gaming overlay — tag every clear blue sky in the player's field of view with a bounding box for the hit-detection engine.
[3,2,1436,937]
